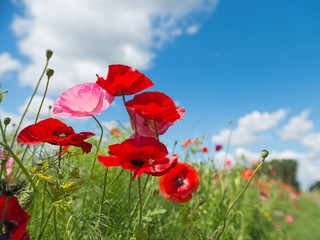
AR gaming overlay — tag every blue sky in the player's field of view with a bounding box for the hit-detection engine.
[0,0,320,190]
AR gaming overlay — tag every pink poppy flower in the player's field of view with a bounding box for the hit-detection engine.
[127,105,184,138]
[0,150,14,177]
[53,83,114,119]
[225,160,232,167]
[285,214,294,224]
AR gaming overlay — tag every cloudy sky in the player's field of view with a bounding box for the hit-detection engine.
[1,0,320,190]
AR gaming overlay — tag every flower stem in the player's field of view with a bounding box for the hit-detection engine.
[216,154,267,240]
[40,181,47,228]
[0,196,10,234]
[223,120,232,170]
[121,94,137,138]
[99,168,108,215]
[53,207,58,240]
[153,120,159,140]
[10,56,50,149]
[137,177,143,238]
[37,204,55,240]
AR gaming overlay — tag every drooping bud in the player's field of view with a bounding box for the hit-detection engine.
[261,150,269,159]
[4,117,11,126]
[46,68,54,78]
[46,49,53,60]
[19,190,34,210]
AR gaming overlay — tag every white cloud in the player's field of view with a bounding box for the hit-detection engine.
[10,0,218,94]
[186,24,201,34]
[278,110,313,140]
[101,120,118,130]
[19,95,54,120]
[301,132,320,153]
[212,109,287,146]
[0,52,22,79]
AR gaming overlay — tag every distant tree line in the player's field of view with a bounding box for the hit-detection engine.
[259,159,300,190]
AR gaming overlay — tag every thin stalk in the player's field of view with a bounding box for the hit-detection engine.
[37,204,55,240]
[63,212,67,240]
[53,207,58,240]
[137,177,143,238]
[153,120,159,140]
[223,121,232,170]
[99,169,108,215]
[121,94,137,138]
[128,172,132,221]
[216,155,267,240]
[0,196,10,233]
[88,115,104,182]
[0,141,36,189]
[40,181,47,228]
[10,57,50,149]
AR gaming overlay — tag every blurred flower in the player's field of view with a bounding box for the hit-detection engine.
[285,214,294,224]
[274,222,280,229]
[215,145,222,151]
[289,192,297,200]
[201,147,209,153]
[0,150,14,177]
[96,64,154,96]
[191,139,201,144]
[17,118,94,154]
[109,128,125,139]
[98,137,177,178]
[128,108,184,138]
[0,195,30,239]
[241,169,254,180]
[271,169,277,176]
[251,159,259,165]
[125,91,185,124]
[53,83,114,119]
[182,139,192,147]
[159,162,200,203]
[225,160,232,167]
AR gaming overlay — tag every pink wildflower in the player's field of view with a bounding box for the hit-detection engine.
[285,214,294,224]
[225,160,232,167]
[0,150,14,177]
[53,83,114,119]
[289,192,297,200]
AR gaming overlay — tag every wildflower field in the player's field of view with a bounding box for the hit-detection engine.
[0,50,319,240]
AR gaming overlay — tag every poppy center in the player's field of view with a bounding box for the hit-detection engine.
[130,159,145,167]
[174,177,184,186]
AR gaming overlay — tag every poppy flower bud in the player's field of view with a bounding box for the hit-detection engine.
[261,150,269,159]
[228,120,232,124]
[4,117,11,126]
[46,49,53,60]
[19,190,34,210]
[46,68,54,78]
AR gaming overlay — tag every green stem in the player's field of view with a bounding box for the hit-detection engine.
[99,169,108,215]
[40,181,47,228]
[88,115,103,182]
[216,157,266,240]
[10,57,50,149]
[121,94,137,138]
[0,196,10,233]
[54,207,58,240]
[34,74,51,124]
[63,211,67,240]
[223,121,232,170]
[128,171,132,221]
[37,204,55,240]
[137,177,143,238]
[0,141,36,189]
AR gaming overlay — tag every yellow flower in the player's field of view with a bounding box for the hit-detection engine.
[36,173,52,181]
[61,182,74,189]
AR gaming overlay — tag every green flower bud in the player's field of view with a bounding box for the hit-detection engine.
[46,68,54,78]
[4,117,11,126]
[19,190,34,210]
[46,49,53,60]
[261,150,269,159]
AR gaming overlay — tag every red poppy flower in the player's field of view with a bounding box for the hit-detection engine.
[159,162,200,203]
[125,91,185,123]
[201,147,209,153]
[17,118,94,154]
[241,169,254,180]
[98,137,177,178]
[96,64,154,96]
[215,145,222,151]
[0,195,30,240]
